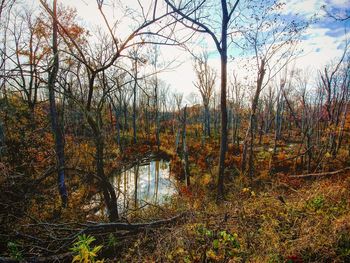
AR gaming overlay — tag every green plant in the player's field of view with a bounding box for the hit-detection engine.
[338,233,350,259]
[196,224,213,238]
[308,195,325,211]
[107,233,118,248]
[7,241,23,260]
[218,230,240,249]
[70,234,104,263]
[268,253,283,263]
[195,225,240,261]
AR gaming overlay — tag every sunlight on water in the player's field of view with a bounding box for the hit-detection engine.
[112,159,177,211]
[87,159,177,216]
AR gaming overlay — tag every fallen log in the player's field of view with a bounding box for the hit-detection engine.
[1,212,189,262]
[81,212,188,234]
[289,167,350,179]
[0,252,73,263]
[0,257,18,263]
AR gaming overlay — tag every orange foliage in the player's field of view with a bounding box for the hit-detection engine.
[179,185,192,198]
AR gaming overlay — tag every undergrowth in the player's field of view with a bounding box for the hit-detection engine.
[118,173,350,262]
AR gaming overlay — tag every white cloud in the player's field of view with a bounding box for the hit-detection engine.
[278,0,326,17]
[52,0,349,98]
[296,24,349,69]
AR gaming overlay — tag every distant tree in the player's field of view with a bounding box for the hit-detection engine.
[319,45,349,157]
[165,0,241,200]
[8,7,49,122]
[193,51,216,140]
[0,0,17,98]
[129,46,147,144]
[182,105,190,186]
[238,0,307,178]
[174,92,183,152]
[41,0,176,221]
[229,72,245,147]
[150,45,161,150]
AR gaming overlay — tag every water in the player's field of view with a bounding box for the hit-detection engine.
[87,159,177,216]
[112,159,177,211]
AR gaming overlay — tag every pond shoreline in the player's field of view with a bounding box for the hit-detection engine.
[87,150,177,219]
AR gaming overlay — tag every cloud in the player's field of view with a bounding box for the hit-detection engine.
[279,0,326,17]
[325,27,347,37]
[328,0,350,8]
[55,0,348,98]
[295,24,348,72]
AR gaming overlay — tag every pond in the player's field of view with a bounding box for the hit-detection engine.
[112,159,177,211]
[87,159,177,217]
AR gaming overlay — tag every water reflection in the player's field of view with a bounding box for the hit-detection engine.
[111,159,176,211]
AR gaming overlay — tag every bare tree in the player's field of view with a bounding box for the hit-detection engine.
[47,0,67,207]
[41,0,177,221]
[174,92,183,152]
[193,51,216,140]
[8,7,50,122]
[238,0,306,178]
[229,72,245,147]
[319,45,349,157]
[165,0,240,200]
[182,105,190,186]
[150,45,161,150]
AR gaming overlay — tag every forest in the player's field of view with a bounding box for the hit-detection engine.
[0,0,349,262]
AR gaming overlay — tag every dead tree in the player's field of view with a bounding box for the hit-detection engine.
[193,51,216,141]
[165,0,241,200]
[239,0,306,178]
[47,0,67,207]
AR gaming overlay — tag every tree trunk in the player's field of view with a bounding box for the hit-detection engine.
[154,81,160,150]
[247,59,265,178]
[204,104,211,137]
[133,60,137,144]
[123,102,128,132]
[48,0,67,207]
[217,4,229,200]
[94,129,119,221]
[182,106,190,186]
[115,109,121,148]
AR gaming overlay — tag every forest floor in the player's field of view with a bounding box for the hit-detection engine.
[0,110,350,262]
[124,171,350,262]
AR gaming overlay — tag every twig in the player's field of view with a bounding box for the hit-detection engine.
[273,145,313,164]
[289,167,350,179]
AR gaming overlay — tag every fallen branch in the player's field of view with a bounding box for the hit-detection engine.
[0,257,18,263]
[273,145,313,164]
[289,167,350,179]
[80,212,188,234]
[0,252,74,263]
[1,212,190,262]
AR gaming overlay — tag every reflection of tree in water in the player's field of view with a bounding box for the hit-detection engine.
[154,160,159,203]
[160,161,168,170]
[112,160,176,212]
[134,164,139,208]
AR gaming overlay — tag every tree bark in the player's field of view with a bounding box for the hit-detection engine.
[182,105,190,186]
[217,0,229,200]
[247,59,265,178]
[88,113,119,221]
[133,58,138,144]
[48,0,67,207]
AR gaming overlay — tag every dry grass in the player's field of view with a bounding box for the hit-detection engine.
[118,172,350,262]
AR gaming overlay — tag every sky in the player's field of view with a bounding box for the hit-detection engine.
[53,0,349,100]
